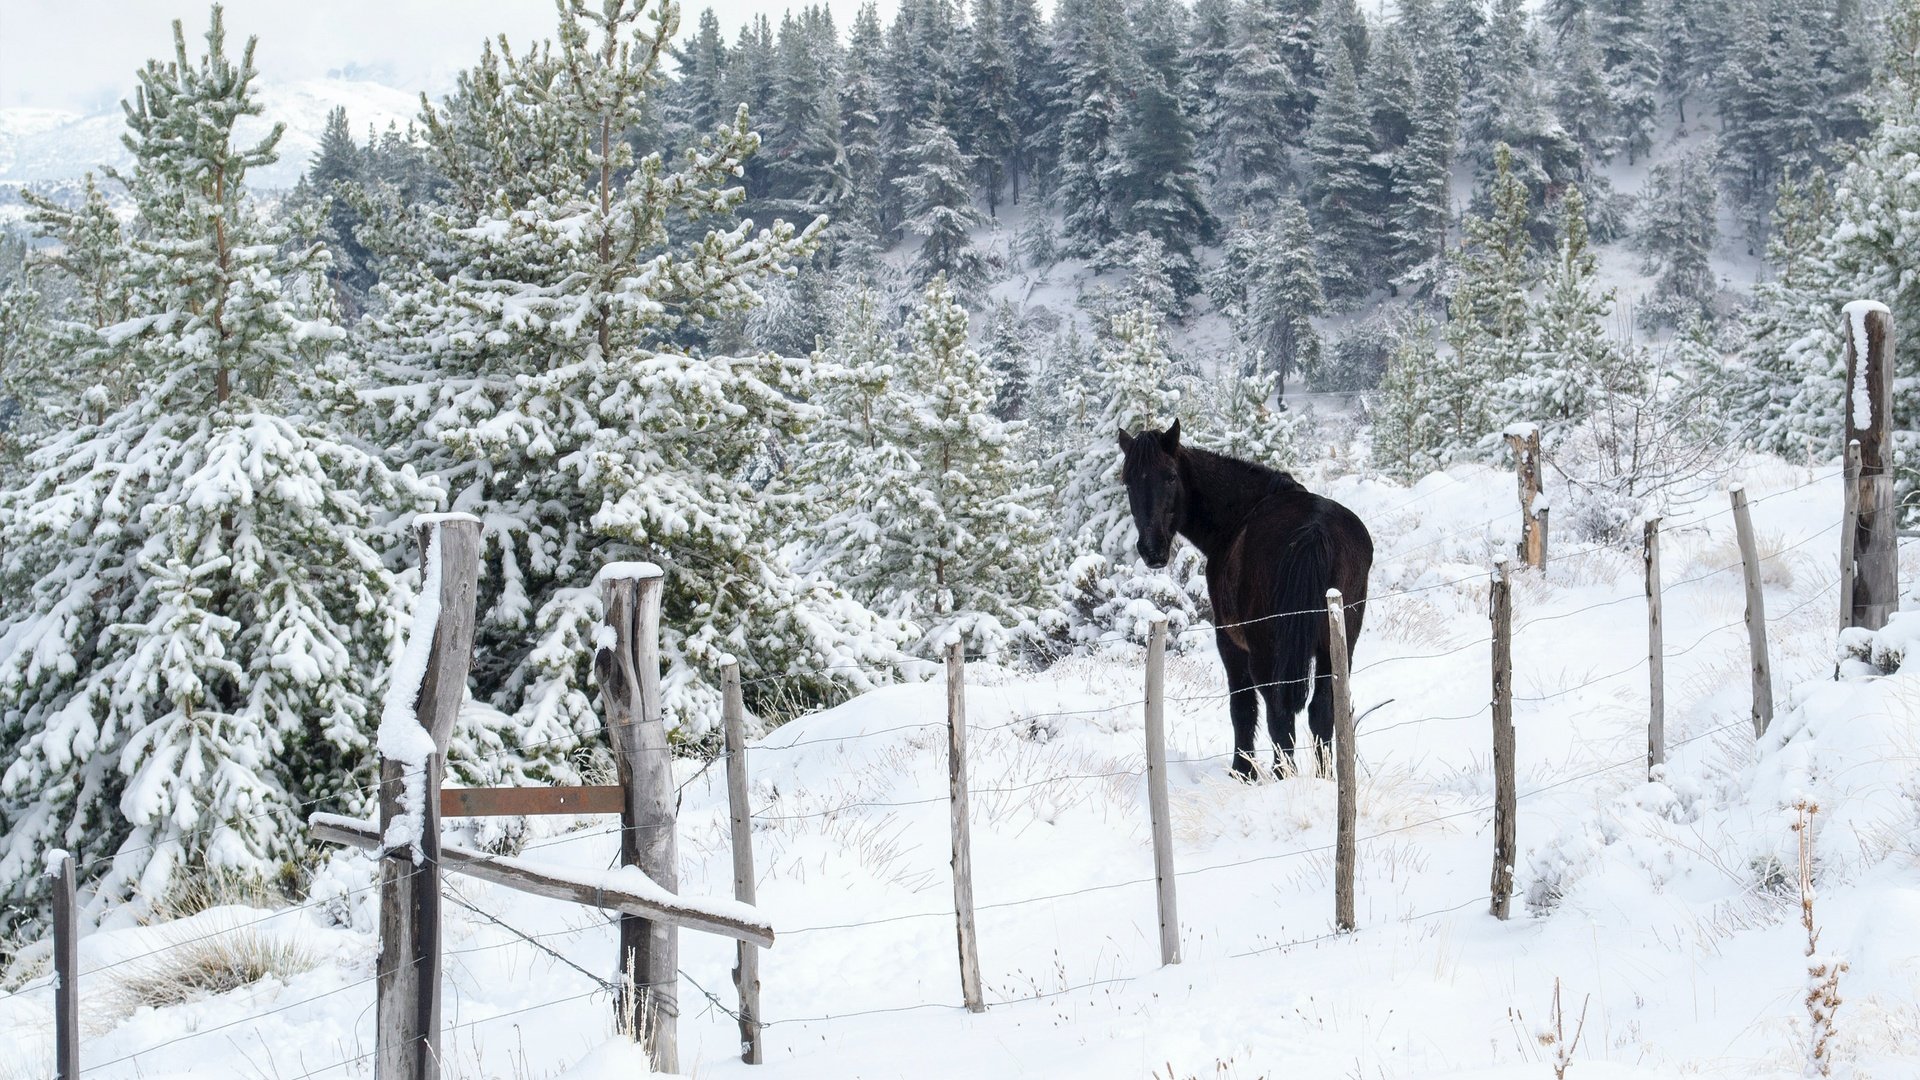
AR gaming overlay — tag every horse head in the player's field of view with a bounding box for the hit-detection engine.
[1117,419,1183,570]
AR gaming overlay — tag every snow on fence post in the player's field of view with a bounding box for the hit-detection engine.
[1730,486,1774,738]
[377,513,481,1080]
[1841,440,1861,635]
[48,850,77,1080]
[1644,518,1665,780]
[719,658,763,1064]
[594,563,677,1071]
[1842,301,1898,631]
[945,640,985,1012]
[1490,557,1516,921]
[1504,424,1548,570]
[1326,592,1357,933]
[1143,617,1181,965]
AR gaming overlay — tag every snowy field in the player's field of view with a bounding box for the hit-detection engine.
[6,457,1920,1079]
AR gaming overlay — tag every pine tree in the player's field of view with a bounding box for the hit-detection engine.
[0,8,434,930]
[672,7,732,138]
[839,2,890,259]
[1552,12,1615,166]
[814,278,1050,652]
[896,120,988,289]
[762,10,850,222]
[1387,53,1459,295]
[1207,0,1299,208]
[1636,141,1719,329]
[984,300,1032,419]
[1203,368,1302,473]
[369,0,907,747]
[1506,187,1620,428]
[961,0,1018,213]
[1054,0,1128,255]
[1307,40,1385,303]
[1725,171,1837,454]
[999,0,1053,203]
[1214,200,1325,391]
[1594,0,1660,164]
[1371,312,1452,479]
[1444,143,1535,440]
[1110,75,1213,298]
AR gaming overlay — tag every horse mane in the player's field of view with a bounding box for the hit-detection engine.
[1180,444,1302,500]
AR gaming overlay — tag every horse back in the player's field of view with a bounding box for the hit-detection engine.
[1208,489,1374,649]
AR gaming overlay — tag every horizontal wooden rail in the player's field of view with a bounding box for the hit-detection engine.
[440,785,624,818]
[311,813,774,948]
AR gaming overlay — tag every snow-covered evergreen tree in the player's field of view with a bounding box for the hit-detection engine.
[1444,143,1535,442]
[1386,41,1458,295]
[1636,141,1720,329]
[1370,312,1451,480]
[368,0,909,747]
[897,120,989,289]
[1504,187,1621,429]
[1054,0,1128,254]
[0,8,434,930]
[1110,75,1213,299]
[812,277,1050,652]
[1308,39,1386,303]
[984,300,1032,420]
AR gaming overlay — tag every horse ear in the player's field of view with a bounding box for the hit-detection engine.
[1162,418,1181,449]
[1117,428,1134,453]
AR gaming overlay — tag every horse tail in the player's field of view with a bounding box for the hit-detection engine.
[1270,514,1334,717]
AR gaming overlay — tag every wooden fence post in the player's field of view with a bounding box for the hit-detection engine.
[1505,425,1548,570]
[49,851,77,1080]
[1842,301,1898,631]
[1490,557,1516,920]
[1326,592,1357,932]
[945,641,985,1012]
[1730,486,1774,738]
[378,514,481,1080]
[1840,439,1860,634]
[1143,617,1181,965]
[1644,519,1665,780]
[720,659,762,1064]
[595,564,677,1072]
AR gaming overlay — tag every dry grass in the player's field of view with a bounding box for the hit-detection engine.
[103,926,322,1014]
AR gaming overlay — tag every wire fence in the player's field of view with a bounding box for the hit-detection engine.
[21,465,1860,1077]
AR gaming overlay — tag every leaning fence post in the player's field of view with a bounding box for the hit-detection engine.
[49,851,77,1080]
[595,564,677,1072]
[1143,617,1181,965]
[1490,557,1516,920]
[378,514,481,1080]
[1644,518,1665,780]
[1842,301,1898,630]
[1505,424,1548,569]
[1326,591,1357,932]
[719,659,762,1064]
[1730,486,1774,738]
[945,641,985,1012]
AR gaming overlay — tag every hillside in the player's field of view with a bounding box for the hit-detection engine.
[5,457,1916,1079]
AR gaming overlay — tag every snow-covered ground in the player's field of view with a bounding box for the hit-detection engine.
[6,457,1920,1079]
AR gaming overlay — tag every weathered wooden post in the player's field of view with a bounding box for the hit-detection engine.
[945,641,985,1012]
[1326,591,1357,932]
[595,563,677,1071]
[378,514,482,1080]
[1143,617,1181,965]
[1730,486,1774,737]
[1490,557,1516,920]
[1842,301,1898,631]
[1505,425,1548,569]
[1840,440,1860,634]
[719,658,762,1064]
[49,851,77,1080]
[1644,518,1665,779]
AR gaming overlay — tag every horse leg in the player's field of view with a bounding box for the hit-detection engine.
[1307,641,1335,778]
[1251,653,1298,778]
[1216,631,1260,781]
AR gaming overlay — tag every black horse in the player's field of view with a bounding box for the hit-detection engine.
[1119,421,1373,779]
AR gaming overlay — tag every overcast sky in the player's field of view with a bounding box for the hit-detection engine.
[0,0,894,114]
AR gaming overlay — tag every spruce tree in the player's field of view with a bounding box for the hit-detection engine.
[1054,0,1128,255]
[985,300,1032,420]
[1110,76,1213,298]
[1387,55,1459,295]
[1506,187,1619,428]
[839,2,890,259]
[1595,0,1660,164]
[1552,12,1615,166]
[999,0,1053,203]
[1371,312,1451,480]
[1207,0,1299,208]
[762,11,850,222]
[1444,144,1535,441]
[0,8,433,929]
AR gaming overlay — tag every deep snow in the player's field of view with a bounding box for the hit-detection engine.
[5,458,1919,1079]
